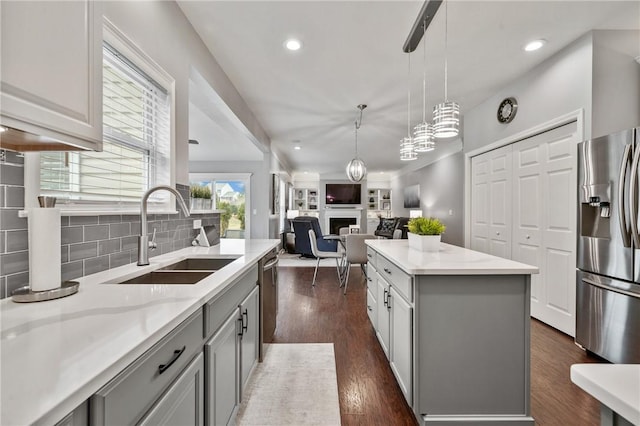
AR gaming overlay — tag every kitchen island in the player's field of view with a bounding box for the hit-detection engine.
[365,240,539,426]
[0,239,279,426]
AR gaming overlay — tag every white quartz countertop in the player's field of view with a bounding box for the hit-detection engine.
[365,240,539,275]
[0,239,279,426]
[571,364,640,425]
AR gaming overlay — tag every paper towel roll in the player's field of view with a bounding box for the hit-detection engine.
[28,208,61,292]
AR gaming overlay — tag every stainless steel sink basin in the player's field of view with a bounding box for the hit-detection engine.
[114,271,213,285]
[158,257,238,271]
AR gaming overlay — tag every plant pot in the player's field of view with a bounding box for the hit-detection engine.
[407,232,441,252]
[201,199,213,211]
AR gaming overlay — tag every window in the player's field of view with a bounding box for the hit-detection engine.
[189,173,252,238]
[39,41,171,206]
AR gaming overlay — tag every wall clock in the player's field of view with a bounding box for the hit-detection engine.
[497,97,518,123]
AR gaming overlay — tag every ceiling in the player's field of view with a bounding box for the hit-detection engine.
[179,0,640,179]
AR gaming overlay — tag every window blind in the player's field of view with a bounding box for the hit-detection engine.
[40,42,171,205]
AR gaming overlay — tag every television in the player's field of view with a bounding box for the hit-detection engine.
[325,183,361,205]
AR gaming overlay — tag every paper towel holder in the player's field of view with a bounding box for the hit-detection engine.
[12,280,79,303]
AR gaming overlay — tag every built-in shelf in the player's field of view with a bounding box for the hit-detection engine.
[367,188,391,212]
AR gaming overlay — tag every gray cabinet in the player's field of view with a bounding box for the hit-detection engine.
[55,401,88,426]
[389,286,412,404]
[375,272,391,359]
[91,310,203,426]
[239,286,259,395]
[365,272,377,329]
[204,267,259,426]
[139,353,204,426]
[205,313,239,426]
[369,252,414,406]
[0,0,102,150]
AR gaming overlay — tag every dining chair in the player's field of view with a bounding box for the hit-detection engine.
[342,233,376,294]
[308,229,344,287]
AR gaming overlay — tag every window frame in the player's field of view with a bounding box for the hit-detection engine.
[189,172,252,237]
[24,18,177,214]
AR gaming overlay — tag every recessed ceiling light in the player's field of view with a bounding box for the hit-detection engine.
[524,39,546,52]
[285,39,302,51]
[294,146,301,150]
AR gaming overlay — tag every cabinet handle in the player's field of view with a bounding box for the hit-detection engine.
[386,292,392,310]
[526,235,530,240]
[496,232,500,236]
[158,346,185,375]
[383,289,388,307]
[242,309,248,333]
[367,305,373,311]
[367,253,372,258]
[383,268,391,275]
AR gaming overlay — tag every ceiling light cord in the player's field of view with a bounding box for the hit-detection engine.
[444,0,448,101]
[407,51,412,137]
[354,104,365,157]
[422,20,427,122]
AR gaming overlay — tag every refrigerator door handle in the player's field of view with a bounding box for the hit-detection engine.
[582,277,640,299]
[619,144,633,247]
[629,143,640,247]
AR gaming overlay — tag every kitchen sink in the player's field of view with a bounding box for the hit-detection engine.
[114,271,213,285]
[158,257,238,271]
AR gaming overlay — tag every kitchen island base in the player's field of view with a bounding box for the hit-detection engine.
[416,275,534,425]
[365,241,538,426]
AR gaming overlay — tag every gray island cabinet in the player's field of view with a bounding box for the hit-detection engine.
[365,240,539,426]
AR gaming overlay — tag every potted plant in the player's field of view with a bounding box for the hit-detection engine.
[190,185,213,211]
[407,217,446,252]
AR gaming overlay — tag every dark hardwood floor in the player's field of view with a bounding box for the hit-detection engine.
[273,266,603,426]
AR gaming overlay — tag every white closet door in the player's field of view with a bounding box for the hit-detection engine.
[471,145,513,258]
[512,122,578,336]
[471,154,490,253]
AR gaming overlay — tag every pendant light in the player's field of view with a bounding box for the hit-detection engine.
[346,104,367,182]
[413,20,435,152]
[433,0,460,138]
[400,51,417,161]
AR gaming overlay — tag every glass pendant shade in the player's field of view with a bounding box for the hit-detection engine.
[433,100,460,138]
[400,137,417,161]
[413,121,435,152]
[346,158,367,182]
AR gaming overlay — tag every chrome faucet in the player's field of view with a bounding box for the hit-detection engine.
[137,185,190,266]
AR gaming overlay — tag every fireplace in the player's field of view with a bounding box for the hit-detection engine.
[329,217,357,235]
[325,208,361,235]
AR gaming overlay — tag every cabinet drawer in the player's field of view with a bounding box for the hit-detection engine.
[204,265,258,339]
[366,247,377,268]
[91,310,203,426]
[366,287,377,329]
[377,255,413,302]
[365,267,376,295]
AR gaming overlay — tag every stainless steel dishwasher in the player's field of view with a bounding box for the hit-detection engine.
[259,248,279,362]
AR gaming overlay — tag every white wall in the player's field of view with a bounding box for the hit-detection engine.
[463,33,594,153]
[592,30,640,138]
[101,1,271,185]
[391,152,465,246]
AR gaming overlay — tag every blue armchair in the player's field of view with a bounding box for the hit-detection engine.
[291,216,338,258]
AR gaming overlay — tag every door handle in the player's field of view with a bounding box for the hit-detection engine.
[582,277,640,299]
[619,144,632,247]
[629,144,640,247]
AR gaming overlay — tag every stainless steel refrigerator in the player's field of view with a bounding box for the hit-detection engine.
[576,127,640,364]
